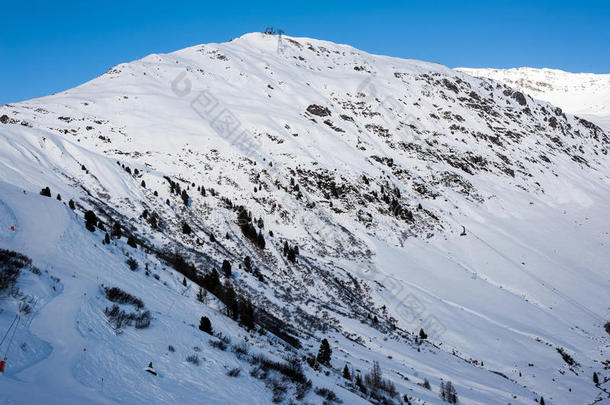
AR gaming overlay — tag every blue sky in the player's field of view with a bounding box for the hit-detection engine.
[1,0,609,105]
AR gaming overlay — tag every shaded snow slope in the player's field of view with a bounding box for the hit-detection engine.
[1,32,609,404]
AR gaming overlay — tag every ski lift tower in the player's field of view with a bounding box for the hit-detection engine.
[264,27,275,35]
[277,29,285,54]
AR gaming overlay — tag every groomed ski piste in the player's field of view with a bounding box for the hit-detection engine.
[1,32,609,404]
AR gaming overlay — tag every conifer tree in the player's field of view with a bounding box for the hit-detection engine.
[419,328,428,340]
[127,236,137,248]
[112,222,122,239]
[181,189,189,206]
[222,260,232,277]
[244,256,252,272]
[317,338,332,366]
[197,287,206,303]
[287,248,296,263]
[223,282,238,320]
[84,210,97,232]
[40,187,51,197]
[343,364,351,380]
[199,316,212,334]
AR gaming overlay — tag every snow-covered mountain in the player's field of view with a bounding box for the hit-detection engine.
[457,67,610,131]
[1,32,609,404]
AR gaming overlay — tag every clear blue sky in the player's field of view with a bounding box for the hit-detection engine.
[1,0,609,105]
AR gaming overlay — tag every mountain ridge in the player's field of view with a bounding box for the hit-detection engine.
[1,32,609,404]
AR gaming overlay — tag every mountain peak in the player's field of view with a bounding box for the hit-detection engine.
[1,32,609,405]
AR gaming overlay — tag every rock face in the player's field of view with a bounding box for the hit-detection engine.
[512,91,527,106]
[306,104,331,116]
[1,33,609,404]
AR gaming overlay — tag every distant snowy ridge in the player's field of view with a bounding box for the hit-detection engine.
[457,66,610,130]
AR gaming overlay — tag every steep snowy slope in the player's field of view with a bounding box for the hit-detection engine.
[1,33,609,404]
[457,67,610,131]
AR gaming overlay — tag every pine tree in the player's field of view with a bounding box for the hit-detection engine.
[181,189,189,206]
[112,222,122,239]
[540,397,545,405]
[84,210,97,232]
[196,287,206,303]
[593,372,599,385]
[56,193,61,201]
[182,277,187,287]
[199,316,212,334]
[355,374,366,394]
[222,260,232,277]
[343,364,351,380]
[40,187,51,197]
[256,231,265,249]
[104,233,110,245]
[69,199,75,210]
[444,381,457,403]
[368,360,382,389]
[238,298,255,330]
[182,222,191,235]
[419,328,428,340]
[283,241,289,256]
[243,256,252,272]
[287,248,296,263]
[317,338,332,366]
[223,282,238,320]
[141,180,146,187]
[150,214,158,229]
[127,236,137,248]
[209,233,216,243]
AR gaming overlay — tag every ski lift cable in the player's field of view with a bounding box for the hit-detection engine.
[0,315,18,348]
[3,315,21,359]
[22,298,38,329]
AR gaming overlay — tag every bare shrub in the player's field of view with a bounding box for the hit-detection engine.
[227,367,241,377]
[103,286,144,309]
[210,339,228,351]
[314,387,342,404]
[186,354,200,365]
